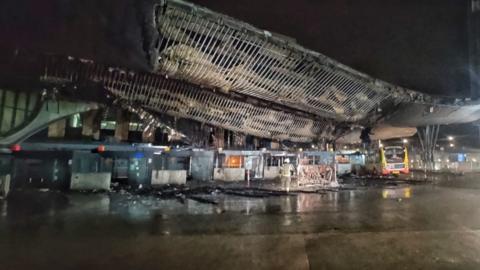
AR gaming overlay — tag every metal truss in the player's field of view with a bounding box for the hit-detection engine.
[41,56,336,142]
[147,0,420,121]
[417,125,440,171]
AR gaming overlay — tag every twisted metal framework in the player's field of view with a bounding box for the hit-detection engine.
[148,0,419,121]
[417,125,440,171]
[41,56,336,142]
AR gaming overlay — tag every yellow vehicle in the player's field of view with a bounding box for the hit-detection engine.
[365,146,409,175]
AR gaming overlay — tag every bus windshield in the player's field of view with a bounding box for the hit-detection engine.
[384,147,405,163]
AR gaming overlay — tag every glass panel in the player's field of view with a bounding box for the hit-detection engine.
[4,91,15,108]
[16,93,27,110]
[1,108,13,132]
[28,93,37,112]
[384,148,405,163]
[101,121,116,130]
[129,122,143,131]
[14,111,25,128]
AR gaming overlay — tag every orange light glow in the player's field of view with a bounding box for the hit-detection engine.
[226,155,242,168]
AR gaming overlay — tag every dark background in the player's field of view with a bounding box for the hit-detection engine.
[192,0,471,97]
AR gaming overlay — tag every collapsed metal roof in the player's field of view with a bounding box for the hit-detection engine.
[1,0,478,143]
[41,56,337,142]
[146,0,423,122]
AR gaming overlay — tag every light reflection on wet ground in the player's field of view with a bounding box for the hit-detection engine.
[1,174,480,269]
[1,174,479,233]
[0,187,410,220]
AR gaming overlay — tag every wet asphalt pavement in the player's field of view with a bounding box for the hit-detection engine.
[1,173,480,269]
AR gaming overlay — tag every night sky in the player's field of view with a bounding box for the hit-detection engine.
[191,0,471,97]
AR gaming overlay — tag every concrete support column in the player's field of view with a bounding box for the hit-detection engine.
[48,118,66,138]
[82,110,101,140]
[417,125,440,172]
[213,127,225,149]
[225,130,232,148]
[114,110,130,142]
[253,137,259,150]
